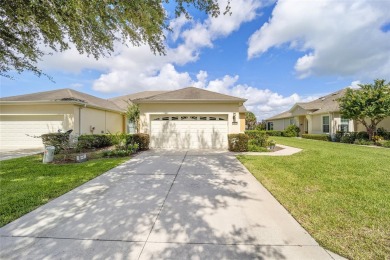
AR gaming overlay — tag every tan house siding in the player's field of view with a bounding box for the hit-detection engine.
[0,104,75,131]
[271,119,286,131]
[356,117,390,132]
[311,114,323,134]
[76,107,122,135]
[291,106,307,117]
[266,118,295,131]
[0,103,123,136]
[239,113,245,132]
[138,103,242,134]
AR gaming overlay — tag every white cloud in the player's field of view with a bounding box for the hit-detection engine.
[69,83,83,88]
[39,0,263,94]
[195,72,312,120]
[248,0,390,79]
[35,0,313,119]
[348,80,362,89]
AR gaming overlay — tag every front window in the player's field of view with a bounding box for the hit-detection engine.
[267,122,274,130]
[322,116,330,133]
[340,118,349,132]
[127,121,136,134]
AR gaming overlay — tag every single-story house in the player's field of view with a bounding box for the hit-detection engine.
[0,87,246,149]
[265,88,390,136]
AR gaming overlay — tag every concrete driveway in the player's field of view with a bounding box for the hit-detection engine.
[0,150,342,259]
[0,148,43,161]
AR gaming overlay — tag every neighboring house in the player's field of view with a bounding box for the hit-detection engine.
[0,87,246,149]
[265,88,390,136]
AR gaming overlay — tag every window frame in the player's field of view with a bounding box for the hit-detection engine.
[267,122,274,130]
[322,116,330,133]
[340,118,349,132]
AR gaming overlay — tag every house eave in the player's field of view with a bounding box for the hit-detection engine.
[0,100,124,114]
[133,99,246,104]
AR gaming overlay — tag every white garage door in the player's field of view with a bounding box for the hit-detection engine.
[0,115,64,148]
[150,115,228,149]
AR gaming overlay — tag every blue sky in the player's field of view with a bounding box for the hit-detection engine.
[1,0,389,119]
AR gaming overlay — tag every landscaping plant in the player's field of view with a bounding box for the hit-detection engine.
[338,79,390,140]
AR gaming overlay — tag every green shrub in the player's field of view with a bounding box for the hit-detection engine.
[377,127,390,140]
[340,133,356,144]
[381,140,390,148]
[354,139,375,146]
[302,134,330,141]
[266,130,284,136]
[41,132,72,154]
[334,131,344,142]
[77,135,113,150]
[248,140,268,152]
[283,125,300,137]
[356,131,369,140]
[228,134,249,152]
[102,149,130,157]
[128,133,150,150]
[244,130,268,147]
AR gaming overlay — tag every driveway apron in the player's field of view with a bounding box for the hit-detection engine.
[0,150,338,259]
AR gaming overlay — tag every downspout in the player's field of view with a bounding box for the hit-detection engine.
[78,106,82,135]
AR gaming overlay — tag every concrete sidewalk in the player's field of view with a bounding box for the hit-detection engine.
[0,150,345,259]
[235,144,302,156]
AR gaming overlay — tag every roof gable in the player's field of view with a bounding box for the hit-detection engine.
[265,88,348,120]
[133,87,246,103]
[0,88,122,112]
[109,91,168,110]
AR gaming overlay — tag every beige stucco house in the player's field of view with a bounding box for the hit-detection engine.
[265,88,390,136]
[110,87,247,149]
[0,87,246,149]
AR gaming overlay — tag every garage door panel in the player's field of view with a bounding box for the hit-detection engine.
[150,119,228,149]
[0,116,63,148]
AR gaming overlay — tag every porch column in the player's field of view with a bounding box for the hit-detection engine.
[306,115,312,134]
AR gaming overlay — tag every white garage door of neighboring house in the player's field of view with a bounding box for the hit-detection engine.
[0,115,64,148]
[150,115,228,149]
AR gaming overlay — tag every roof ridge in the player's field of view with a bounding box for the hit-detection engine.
[133,87,186,101]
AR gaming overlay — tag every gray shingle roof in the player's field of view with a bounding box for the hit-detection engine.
[133,87,246,103]
[266,110,293,120]
[0,88,123,112]
[265,88,348,120]
[109,91,168,110]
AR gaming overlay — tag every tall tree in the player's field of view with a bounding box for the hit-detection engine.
[245,111,257,130]
[0,0,229,78]
[338,79,390,140]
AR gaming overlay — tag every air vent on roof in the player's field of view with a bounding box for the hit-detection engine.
[59,97,86,103]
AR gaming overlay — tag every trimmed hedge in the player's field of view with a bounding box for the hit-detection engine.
[284,125,300,137]
[127,133,150,151]
[245,130,268,147]
[302,134,330,141]
[228,134,249,152]
[245,130,285,137]
[41,133,71,153]
[77,133,150,151]
[266,130,284,136]
[77,135,113,150]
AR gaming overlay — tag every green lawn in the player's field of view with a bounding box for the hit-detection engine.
[0,155,127,227]
[238,137,390,260]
